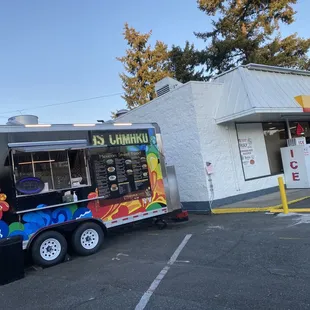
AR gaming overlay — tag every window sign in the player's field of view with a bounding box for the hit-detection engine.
[238,138,256,167]
[236,123,271,180]
[16,177,44,195]
[91,130,149,147]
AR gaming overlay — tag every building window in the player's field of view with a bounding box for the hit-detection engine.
[262,122,287,175]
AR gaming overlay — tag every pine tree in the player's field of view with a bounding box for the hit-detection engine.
[117,23,171,109]
[254,34,310,70]
[169,41,207,83]
[195,0,310,75]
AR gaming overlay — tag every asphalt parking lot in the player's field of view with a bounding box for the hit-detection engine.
[289,197,310,209]
[1,213,310,310]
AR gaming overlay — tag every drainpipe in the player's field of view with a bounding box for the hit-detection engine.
[285,119,292,139]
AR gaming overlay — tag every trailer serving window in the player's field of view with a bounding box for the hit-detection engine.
[10,140,91,196]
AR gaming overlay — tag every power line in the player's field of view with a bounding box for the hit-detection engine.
[0,92,124,117]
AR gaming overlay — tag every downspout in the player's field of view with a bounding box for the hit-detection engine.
[285,119,292,139]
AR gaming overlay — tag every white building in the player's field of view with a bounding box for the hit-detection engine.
[116,64,310,211]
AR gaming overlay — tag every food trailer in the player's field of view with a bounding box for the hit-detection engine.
[0,122,182,267]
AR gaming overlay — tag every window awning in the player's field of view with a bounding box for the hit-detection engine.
[213,64,310,124]
[8,140,89,152]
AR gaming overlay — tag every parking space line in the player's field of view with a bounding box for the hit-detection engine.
[135,234,192,310]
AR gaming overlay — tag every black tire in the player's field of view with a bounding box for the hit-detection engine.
[155,218,168,230]
[71,222,104,256]
[31,230,67,267]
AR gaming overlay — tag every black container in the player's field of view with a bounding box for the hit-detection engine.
[0,235,24,285]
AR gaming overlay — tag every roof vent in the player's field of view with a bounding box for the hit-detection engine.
[115,109,129,118]
[7,115,39,126]
[155,77,183,97]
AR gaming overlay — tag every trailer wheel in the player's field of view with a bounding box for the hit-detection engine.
[71,222,104,256]
[31,231,68,267]
[155,218,167,230]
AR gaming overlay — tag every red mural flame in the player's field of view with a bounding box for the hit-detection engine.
[0,200,9,220]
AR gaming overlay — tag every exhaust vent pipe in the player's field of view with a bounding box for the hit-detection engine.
[7,115,39,126]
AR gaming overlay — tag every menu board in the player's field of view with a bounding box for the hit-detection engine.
[92,150,151,200]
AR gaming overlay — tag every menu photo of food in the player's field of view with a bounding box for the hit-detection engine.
[109,178,119,196]
[105,158,119,196]
[106,158,114,165]
[110,183,119,192]
[125,159,132,165]
[126,169,133,176]
[107,166,116,173]
[93,150,152,200]
[108,175,117,182]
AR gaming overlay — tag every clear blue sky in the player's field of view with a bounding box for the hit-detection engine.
[0,0,308,124]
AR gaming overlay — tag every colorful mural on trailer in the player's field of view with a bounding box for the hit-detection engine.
[0,134,166,241]
[0,201,92,241]
[87,137,166,221]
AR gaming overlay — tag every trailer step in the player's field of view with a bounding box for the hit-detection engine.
[174,210,189,221]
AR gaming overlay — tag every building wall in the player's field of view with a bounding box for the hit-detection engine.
[118,83,209,204]
[191,83,281,205]
[119,81,283,209]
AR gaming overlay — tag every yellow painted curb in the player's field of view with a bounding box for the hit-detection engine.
[213,196,310,214]
[264,195,310,209]
[212,207,276,214]
[269,208,310,213]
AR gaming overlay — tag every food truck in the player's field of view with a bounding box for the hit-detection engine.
[0,121,182,267]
